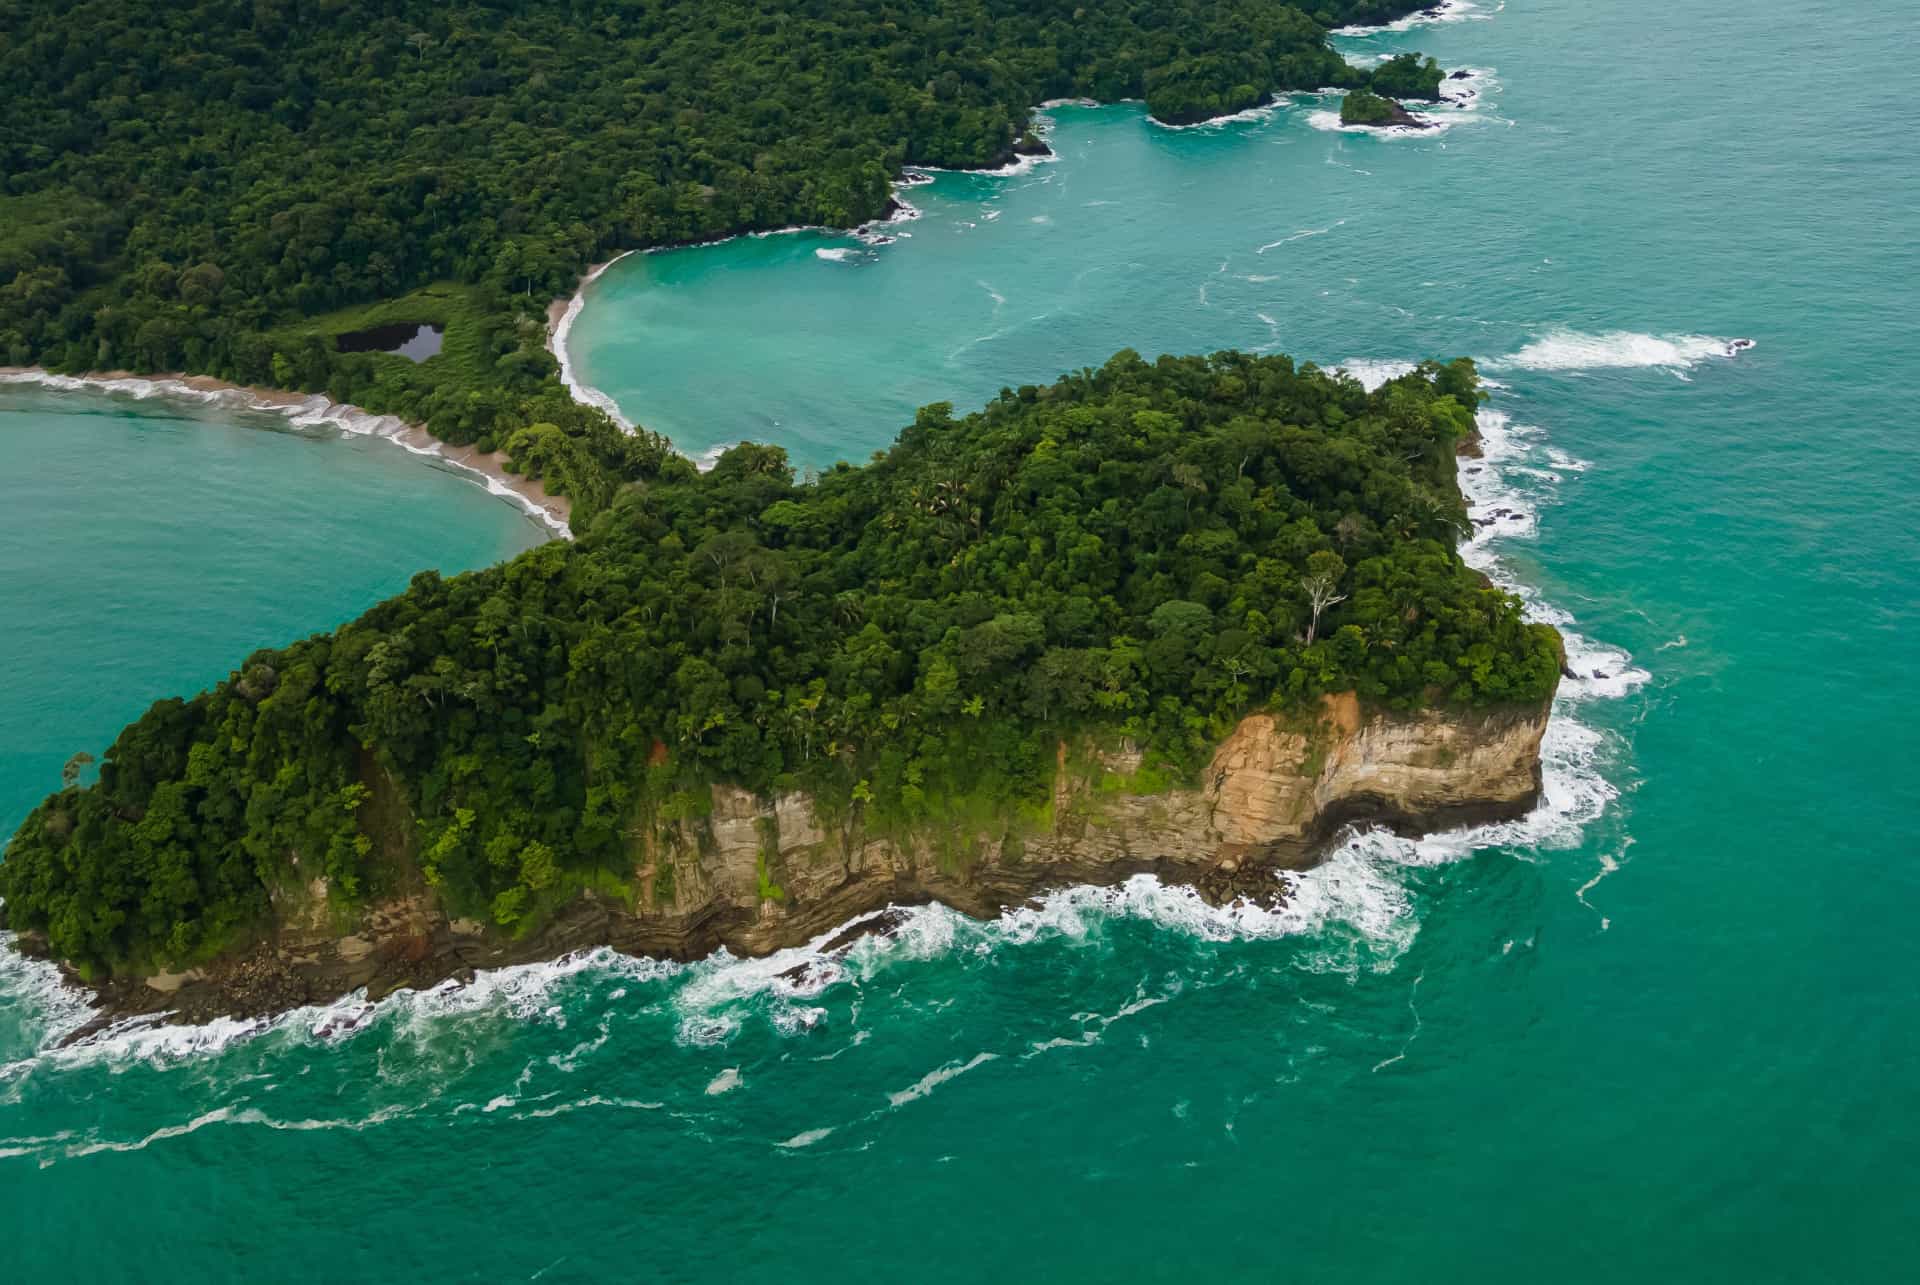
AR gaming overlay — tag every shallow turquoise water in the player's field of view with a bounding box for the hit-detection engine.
[6,0,1920,1279]
[0,386,548,834]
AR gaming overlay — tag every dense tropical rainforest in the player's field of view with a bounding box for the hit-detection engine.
[2,0,1439,523]
[0,1,1503,976]
[0,353,1562,974]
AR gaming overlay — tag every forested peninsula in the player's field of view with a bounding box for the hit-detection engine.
[3,0,1443,524]
[0,1,1541,1018]
[2,354,1562,1013]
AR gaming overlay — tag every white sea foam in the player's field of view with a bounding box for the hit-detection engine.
[887,1051,999,1107]
[53,1102,413,1163]
[516,1094,663,1121]
[1,945,679,1074]
[914,136,1060,180]
[549,251,638,435]
[1441,66,1496,112]
[1305,65,1499,139]
[705,1067,742,1096]
[392,947,678,1031]
[771,1005,828,1035]
[1458,410,1651,698]
[1307,102,1460,137]
[776,1126,836,1148]
[1257,219,1348,253]
[1335,358,1416,390]
[814,247,860,263]
[1149,97,1284,131]
[1371,970,1424,1071]
[1331,0,1491,37]
[0,929,96,1057]
[854,195,923,245]
[0,371,571,537]
[1018,985,1177,1057]
[1489,328,1753,373]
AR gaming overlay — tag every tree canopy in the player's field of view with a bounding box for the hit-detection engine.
[0,352,1561,974]
[1,0,1435,518]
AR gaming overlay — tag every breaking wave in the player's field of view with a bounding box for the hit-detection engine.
[1330,0,1496,38]
[0,367,1649,1080]
[1489,328,1754,373]
[1335,358,1416,390]
[549,252,638,434]
[1305,66,1498,138]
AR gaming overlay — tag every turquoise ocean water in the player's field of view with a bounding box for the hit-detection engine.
[5,0,1918,1278]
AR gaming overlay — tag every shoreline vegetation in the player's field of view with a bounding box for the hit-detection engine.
[1340,88,1435,129]
[1,0,1445,528]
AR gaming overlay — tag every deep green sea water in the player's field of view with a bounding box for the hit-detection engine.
[6,0,1919,1279]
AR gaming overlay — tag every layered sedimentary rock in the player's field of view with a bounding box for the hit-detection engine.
[74,691,1552,1030]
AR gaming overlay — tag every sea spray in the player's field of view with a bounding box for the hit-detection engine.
[1488,328,1753,373]
[0,383,1647,1071]
[1330,0,1495,38]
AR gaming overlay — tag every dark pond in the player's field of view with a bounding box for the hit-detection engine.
[334,323,443,360]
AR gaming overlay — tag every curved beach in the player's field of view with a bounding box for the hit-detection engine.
[1,367,572,537]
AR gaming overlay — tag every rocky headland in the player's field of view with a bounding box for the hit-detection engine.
[42,689,1554,1038]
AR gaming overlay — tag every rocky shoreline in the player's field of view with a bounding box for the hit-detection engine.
[31,691,1555,1043]
[1352,96,1435,130]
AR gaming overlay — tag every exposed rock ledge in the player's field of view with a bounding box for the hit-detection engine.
[50,691,1552,1038]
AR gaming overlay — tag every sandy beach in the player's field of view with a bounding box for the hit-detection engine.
[546,252,637,430]
[0,366,572,536]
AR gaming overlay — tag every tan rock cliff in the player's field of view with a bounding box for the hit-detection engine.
[78,692,1551,1031]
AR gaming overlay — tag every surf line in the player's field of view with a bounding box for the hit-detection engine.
[0,368,572,538]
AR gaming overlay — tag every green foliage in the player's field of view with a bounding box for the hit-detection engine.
[1368,53,1446,102]
[0,0,1434,512]
[1340,89,1407,127]
[0,352,1559,974]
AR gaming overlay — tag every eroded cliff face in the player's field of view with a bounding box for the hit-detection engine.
[75,692,1551,1030]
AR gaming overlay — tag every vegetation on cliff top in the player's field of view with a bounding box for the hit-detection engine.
[1366,53,1447,102]
[1342,88,1413,127]
[0,353,1561,974]
[1,0,1435,520]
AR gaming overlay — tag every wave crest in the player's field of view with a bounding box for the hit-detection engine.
[1490,328,1752,372]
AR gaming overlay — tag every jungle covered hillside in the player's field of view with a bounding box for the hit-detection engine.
[0,352,1562,975]
[2,0,1432,519]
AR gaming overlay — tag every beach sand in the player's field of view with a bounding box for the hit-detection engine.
[546,254,637,431]
[0,366,572,536]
